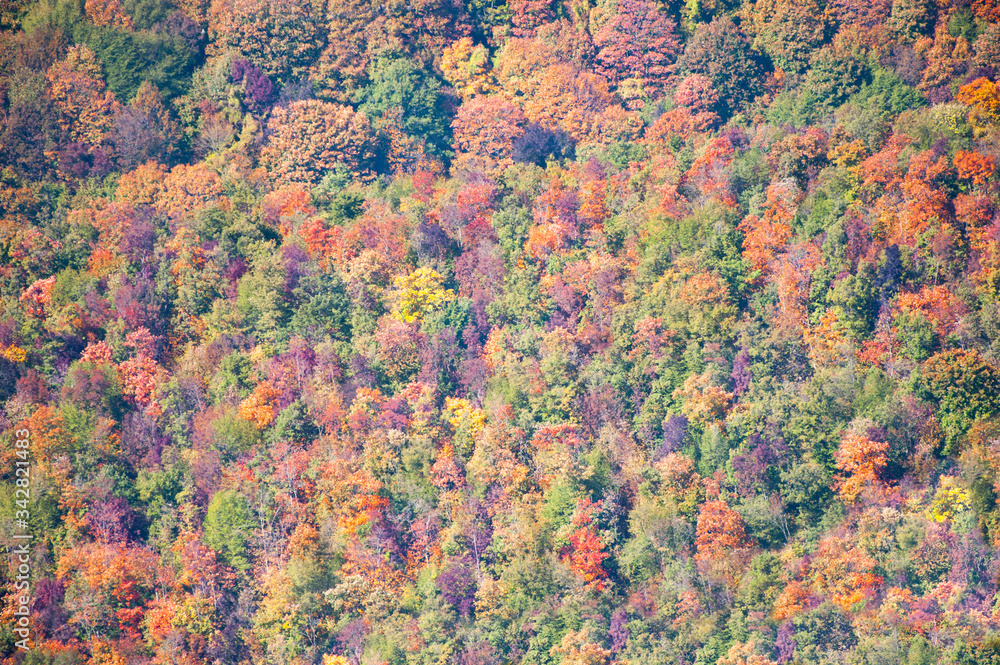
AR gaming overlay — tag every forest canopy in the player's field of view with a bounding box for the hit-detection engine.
[1,0,1000,663]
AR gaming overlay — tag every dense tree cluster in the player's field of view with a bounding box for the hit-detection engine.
[1,0,1000,663]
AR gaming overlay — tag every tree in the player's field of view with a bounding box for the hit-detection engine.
[441,36,495,99]
[46,43,120,146]
[356,56,453,159]
[521,63,616,142]
[550,629,612,664]
[957,77,1000,128]
[208,0,322,82]
[677,16,769,117]
[451,95,528,175]
[509,0,555,36]
[672,371,733,425]
[592,0,682,101]
[392,267,455,323]
[918,22,971,92]
[260,100,376,184]
[156,162,227,219]
[695,499,751,586]
[560,497,610,590]
[955,150,996,188]
[203,489,254,570]
[741,0,825,74]
[85,0,133,28]
[920,349,1000,448]
[111,80,183,169]
[833,423,889,503]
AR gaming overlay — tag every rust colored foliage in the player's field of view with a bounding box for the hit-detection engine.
[509,0,555,37]
[834,427,889,503]
[260,100,375,185]
[45,44,120,146]
[262,183,316,237]
[738,207,794,278]
[156,163,228,220]
[811,536,883,611]
[685,137,735,206]
[695,500,749,559]
[208,0,322,82]
[451,95,528,176]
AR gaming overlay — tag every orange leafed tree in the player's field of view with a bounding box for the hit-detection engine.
[954,150,996,188]
[115,161,167,207]
[46,44,120,146]
[262,183,316,237]
[738,182,798,276]
[441,37,495,99]
[810,536,882,611]
[957,77,1000,127]
[695,499,749,563]
[521,63,617,142]
[672,371,733,425]
[834,424,889,503]
[156,163,228,220]
[451,95,528,176]
[260,100,375,184]
[561,498,610,590]
[85,0,133,28]
[695,499,751,587]
[239,381,281,429]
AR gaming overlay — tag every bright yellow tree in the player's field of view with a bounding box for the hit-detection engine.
[392,267,455,323]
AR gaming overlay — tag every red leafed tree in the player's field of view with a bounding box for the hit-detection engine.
[119,329,163,417]
[561,497,609,590]
[674,74,720,114]
[593,0,681,99]
[300,217,347,271]
[19,276,56,318]
[451,95,528,176]
[447,178,499,246]
[260,100,376,184]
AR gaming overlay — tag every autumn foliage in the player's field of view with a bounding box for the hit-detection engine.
[3,1,1000,663]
